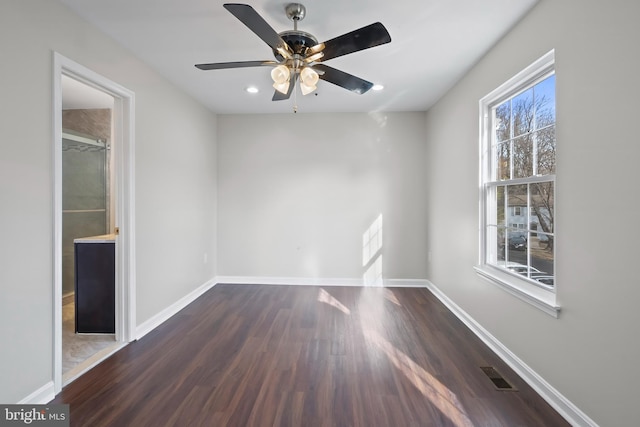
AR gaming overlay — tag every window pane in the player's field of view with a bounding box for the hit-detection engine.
[495,142,510,180]
[507,184,528,229]
[530,182,554,234]
[487,225,505,264]
[506,229,528,275]
[495,101,511,142]
[536,125,556,175]
[531,233,554,287]
[496,226,506,261]
[496,186,505,227]
[512,88,534,137]
[534,75,556,129]
[513,134,533,179]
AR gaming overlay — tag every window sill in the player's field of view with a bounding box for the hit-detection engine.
[474,265,560,318]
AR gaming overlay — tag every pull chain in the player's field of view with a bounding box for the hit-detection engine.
[293,71,298,113]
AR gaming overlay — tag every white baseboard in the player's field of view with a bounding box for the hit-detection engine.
[384,279,429,288]
[424,280,598,427]
[215,276,428,288]
[135,279,216,340]
[18,381,55,404]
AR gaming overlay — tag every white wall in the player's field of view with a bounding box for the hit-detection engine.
[217,113,427,283]
[424,0,640,425]
[0,0,217,403]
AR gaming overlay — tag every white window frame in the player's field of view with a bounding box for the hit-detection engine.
[475,50,560,317]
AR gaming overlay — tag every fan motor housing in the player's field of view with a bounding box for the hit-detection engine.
[274,30,318,60]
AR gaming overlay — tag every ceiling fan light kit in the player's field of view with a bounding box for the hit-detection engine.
[195,3,392,106]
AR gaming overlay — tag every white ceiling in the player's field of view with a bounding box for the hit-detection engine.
[58,0,537,114]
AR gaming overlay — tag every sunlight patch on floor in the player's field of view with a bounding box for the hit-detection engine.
[383,288,402,306]
[363,328,474,427]
[317,288,351,315]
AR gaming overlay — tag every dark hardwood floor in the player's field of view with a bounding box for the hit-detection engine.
[51,284,570,426]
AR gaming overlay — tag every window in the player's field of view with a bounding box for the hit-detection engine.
[476,50,559,316]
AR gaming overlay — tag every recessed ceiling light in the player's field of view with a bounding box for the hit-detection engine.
[372,84,384,91]
[246,86,259,94]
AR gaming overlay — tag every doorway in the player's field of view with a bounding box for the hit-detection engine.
[61,93,116,382]
[53,53,136,394]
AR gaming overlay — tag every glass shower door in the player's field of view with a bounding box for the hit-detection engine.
[61,131,109,296]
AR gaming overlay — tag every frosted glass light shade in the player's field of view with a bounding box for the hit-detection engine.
[273,80,290,94]
[300,82,316,95]
[300,67,319,86]
[271,65,290,84]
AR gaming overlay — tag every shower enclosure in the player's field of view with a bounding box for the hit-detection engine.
[62,130,110,296]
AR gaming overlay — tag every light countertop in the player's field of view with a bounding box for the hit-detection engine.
[74,233,116,243]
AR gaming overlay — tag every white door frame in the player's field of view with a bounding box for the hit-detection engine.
[52,52,136,394]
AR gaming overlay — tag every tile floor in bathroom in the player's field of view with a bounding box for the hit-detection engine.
[62,294,118,382]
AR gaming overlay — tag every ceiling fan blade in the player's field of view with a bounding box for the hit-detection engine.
[272,73,297,101]
[195,60,277,70]
[319,22,391,62]
[223,3,292,58]
[313,64,373,94]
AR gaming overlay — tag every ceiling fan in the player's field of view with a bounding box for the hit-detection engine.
[195,3,392,102]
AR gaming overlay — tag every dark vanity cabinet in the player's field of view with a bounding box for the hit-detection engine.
[74,235,115,333]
